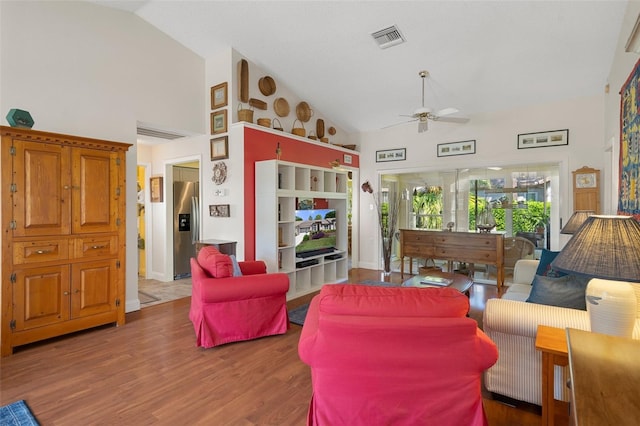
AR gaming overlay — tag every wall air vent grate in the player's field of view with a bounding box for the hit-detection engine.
[371,25,406,49]
[136,125,188,140]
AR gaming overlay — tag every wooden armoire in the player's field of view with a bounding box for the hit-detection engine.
[0,126,130,356]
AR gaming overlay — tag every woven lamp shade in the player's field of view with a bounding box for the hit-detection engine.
[552,215,640,281]
[560,210,595,234]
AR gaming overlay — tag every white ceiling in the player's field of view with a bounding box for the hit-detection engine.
[94,0,628,134]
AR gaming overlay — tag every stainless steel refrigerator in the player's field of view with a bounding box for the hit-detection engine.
[173,181,199,279]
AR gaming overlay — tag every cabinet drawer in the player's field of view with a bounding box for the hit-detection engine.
[13,239,70,265]
[73,236,118,259]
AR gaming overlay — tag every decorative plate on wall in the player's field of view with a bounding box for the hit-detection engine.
[212,162,227,185]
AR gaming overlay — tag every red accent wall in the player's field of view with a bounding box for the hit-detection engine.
[243,127,359,260]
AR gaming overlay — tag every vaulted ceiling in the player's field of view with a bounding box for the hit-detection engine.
[93,1,628,134]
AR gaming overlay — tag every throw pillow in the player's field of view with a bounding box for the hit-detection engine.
[526,274,589,310]
[197,246,233,278]
[229,254,243,277]
[535,249,568,278]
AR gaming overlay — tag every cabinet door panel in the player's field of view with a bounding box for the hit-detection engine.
[71,260,117,318]
[72,149,118,234]
[12,140,71,237]
[13,265,70,331]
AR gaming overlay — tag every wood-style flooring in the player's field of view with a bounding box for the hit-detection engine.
[0,268,540,425]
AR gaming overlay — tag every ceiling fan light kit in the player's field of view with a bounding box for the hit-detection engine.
[390,70,469,133]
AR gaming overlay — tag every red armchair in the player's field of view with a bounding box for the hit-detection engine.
[298,284,498,426]
[189,246,290,348]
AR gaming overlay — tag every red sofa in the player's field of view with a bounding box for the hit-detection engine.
[298,284,498,426]
[189,246,290,348]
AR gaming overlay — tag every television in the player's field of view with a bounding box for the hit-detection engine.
[295,208,337,258]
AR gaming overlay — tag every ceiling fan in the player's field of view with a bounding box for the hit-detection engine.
[396,70,469,133]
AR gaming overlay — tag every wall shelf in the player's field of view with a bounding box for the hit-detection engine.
[256,160,348,300]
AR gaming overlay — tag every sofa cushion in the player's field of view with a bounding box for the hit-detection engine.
[502,283,532,302]
[319,284,469,318]
[197,246,233,278]
[535,249,568,278]
[526,274,589,310]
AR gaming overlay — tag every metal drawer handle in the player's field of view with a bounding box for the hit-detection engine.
[35,249,52,255]
[90,245,107,250]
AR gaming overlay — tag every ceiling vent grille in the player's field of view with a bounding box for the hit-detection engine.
[136,125,188,140]
[371,25,406,49]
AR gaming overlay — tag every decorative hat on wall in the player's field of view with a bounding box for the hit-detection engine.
[6,109,34,128]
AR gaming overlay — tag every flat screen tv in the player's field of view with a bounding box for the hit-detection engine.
[295,208,337,258]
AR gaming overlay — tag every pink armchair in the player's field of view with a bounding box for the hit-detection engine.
[189,246,290,348]
[298,284,498,426]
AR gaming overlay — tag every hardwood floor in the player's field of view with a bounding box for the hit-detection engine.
[0,268,540,425]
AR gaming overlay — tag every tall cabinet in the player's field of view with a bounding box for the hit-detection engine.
[255,160,348,300]
[1,126,130,356]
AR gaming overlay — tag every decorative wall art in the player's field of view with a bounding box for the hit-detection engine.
[210,204,230,217]
[211,82,228,110]
[212,161,227,185]
[619,58,640,219]
[376,148,406,162]
[150,176,163,203]
[211,110,228,135]
[437,140,476,157]
[210,136,229,161]
[517,129,568,149]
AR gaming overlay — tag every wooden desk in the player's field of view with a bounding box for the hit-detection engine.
[195,239,237,256]
[535,325,570,426]
[567,328,640,425]
[399,229,504,291]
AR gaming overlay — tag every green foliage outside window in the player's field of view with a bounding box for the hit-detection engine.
[469,196,549,232]
[413,191,549,233]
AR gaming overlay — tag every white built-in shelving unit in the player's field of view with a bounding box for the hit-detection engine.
[255,160,348,300]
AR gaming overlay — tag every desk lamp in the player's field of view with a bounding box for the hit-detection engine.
[552,215,640,337]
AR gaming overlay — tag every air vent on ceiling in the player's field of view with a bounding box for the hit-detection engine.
[136,125,188,140]
[371,25,406,49]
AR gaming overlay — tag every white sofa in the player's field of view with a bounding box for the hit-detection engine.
[483,259,640,406]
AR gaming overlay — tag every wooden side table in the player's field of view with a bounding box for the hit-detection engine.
[567,328,640,425]
[195,239,237,257]
[535,325,570,426]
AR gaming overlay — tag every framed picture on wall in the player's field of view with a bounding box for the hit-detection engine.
[210,136,229,160]
[209,204,230,217]
[211,110,228,135]
[150,176,163,203]
[211,82,228,110]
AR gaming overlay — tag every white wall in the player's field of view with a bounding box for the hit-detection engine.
[604,1,640,214]
[355,95,606,270]
[0,1,205,312]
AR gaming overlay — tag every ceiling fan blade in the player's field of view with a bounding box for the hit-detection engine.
[418,121,428,133]
[434,107,459,117]
[433,116,470,124]
[382,119,417,130]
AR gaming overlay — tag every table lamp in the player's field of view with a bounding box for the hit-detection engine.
[552,215,640,337]
[560,210,595,234]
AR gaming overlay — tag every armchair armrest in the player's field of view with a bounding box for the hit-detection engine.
[483,299,590,338]
[198,273,289,303]
[239,261,267,275]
